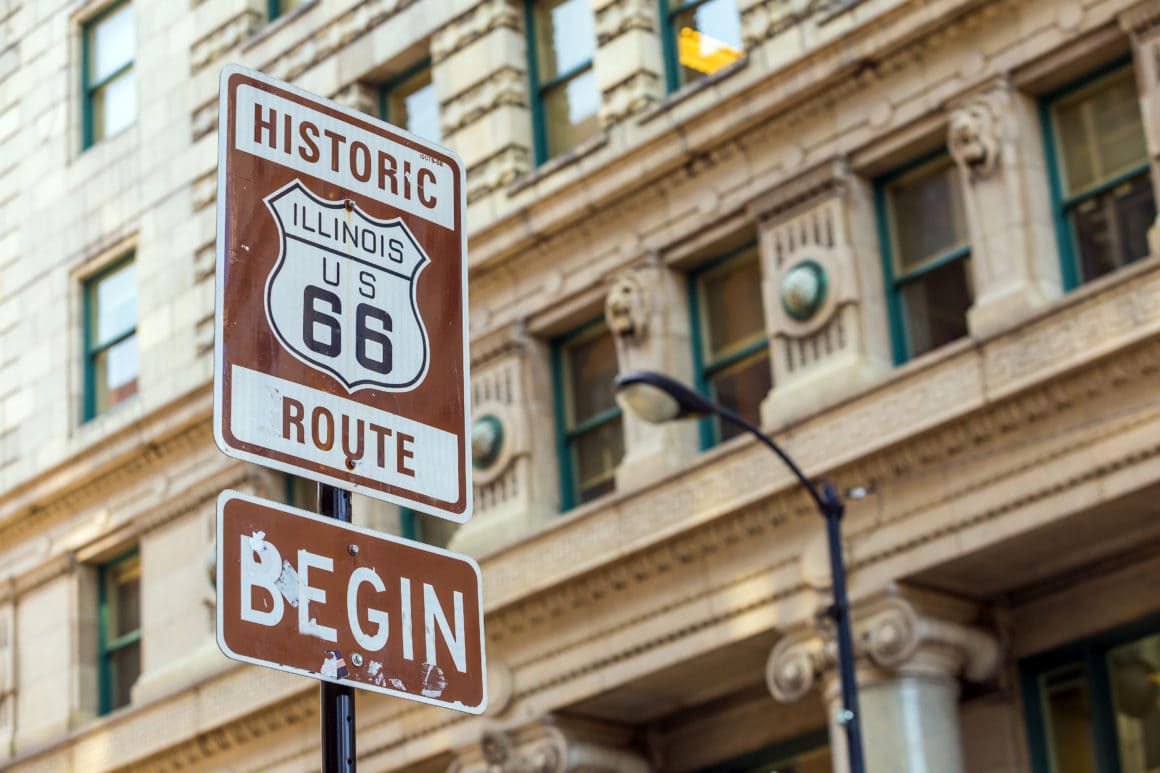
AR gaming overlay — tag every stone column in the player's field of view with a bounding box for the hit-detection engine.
[606,257,699,491]
[1121,1,1160,254]
[592,0,665,129]
[947,78,1062,339]
[766,588,1000,773]
[432,0,533,205]
[448,715,651,773]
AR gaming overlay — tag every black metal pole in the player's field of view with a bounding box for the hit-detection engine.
[706,406,868,773]
[821,483,866,773]
[319,484,356,773]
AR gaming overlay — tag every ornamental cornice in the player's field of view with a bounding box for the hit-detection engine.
[746,157,849,223]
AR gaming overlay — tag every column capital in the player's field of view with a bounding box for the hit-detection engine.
[448,716,650,773]
[766,587,1001,703]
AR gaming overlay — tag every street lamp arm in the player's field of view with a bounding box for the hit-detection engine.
[612,370,829,512]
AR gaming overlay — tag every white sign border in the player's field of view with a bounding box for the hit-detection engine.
[213,63,473,524]
[215,489,488,715]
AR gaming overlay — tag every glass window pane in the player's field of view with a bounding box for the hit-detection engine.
[92,261,136,345]
[701,248,765,359]
[565,328,618,426]
[888,159,968,274]
[89,3,134,84]
[899,255,973,359]
[94,334,139,412]
[1071,172,1156,282]
[1109,633,1160,773]
[572,416,624,504]
[387,66,441,143]
[111,556,140,638]
[710,352,771,442]
[534,0,595,83]
[544,68,600,157]
[92,69,136,142]
[111,640,140,710]
[672,0,744,87]
[1055,70,1148,197]
[1042,664,1099,773]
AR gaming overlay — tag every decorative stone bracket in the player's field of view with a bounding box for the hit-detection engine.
[766,588,1001,703]
[448,716,650,773]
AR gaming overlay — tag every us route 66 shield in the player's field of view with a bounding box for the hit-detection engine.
[264,180,430,392]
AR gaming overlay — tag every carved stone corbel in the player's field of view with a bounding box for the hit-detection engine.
[448,716,650,773]
[947,87,1006,180]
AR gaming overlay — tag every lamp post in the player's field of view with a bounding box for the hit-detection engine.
[613,370,867,773]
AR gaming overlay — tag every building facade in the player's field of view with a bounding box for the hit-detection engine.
[1,0,1160,771]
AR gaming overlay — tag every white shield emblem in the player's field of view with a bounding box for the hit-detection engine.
[263,180,430,392]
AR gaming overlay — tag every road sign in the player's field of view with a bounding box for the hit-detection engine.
[216,490,487,714]
[214,64,472,522]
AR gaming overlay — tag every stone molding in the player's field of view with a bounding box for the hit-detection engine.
[747,158,849,224]
[331,81,378,116]
[432,0,522,65]
[604,269,650,341]
[189,10,262,75]
[448,716,649,773]
[442,67,529,139]
[1120,0,1160,35]
[599,72,662,129]
[594,0,657,46]
[766,588,1001,703]
[467,145,532,203]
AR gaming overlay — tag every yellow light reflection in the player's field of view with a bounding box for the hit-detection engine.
[678,27,742,75]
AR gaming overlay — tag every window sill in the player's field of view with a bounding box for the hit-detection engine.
[506,133,609,197]
[637,56,750,128]
[242,0,318,51]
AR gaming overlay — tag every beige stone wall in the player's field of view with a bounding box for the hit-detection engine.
[1,0,1159,770]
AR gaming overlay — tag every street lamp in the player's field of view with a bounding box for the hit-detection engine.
[613,370,867,773]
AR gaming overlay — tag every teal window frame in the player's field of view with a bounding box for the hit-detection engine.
[874,149,972,365]
[1039,58,1151,292]
[1020,612,1160,773]
[379,58,441,142]
[687,241,770,450]
[657,0,745,94]
[83,253,137,422]
[267,0,307,22]
[97,549,141,716]
[694,727,830,772]
[551,319,623,511]
[524,0,597,165]
[80,0,134,150]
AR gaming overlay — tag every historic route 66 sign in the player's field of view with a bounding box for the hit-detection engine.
[265,181,430,391]
[215,65,472,522]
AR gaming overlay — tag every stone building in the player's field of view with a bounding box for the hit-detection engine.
[1,0,1159,770]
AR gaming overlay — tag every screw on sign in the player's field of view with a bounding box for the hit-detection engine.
[217,491,488,713]
[213,64,472,522]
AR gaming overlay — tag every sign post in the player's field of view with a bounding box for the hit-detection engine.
[214,63,481,772]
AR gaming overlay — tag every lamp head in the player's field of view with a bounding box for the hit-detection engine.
[613,370,718,424]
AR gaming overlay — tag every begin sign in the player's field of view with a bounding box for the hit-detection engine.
[216,491,487,713]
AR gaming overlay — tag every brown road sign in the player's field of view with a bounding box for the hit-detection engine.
[214,64,472,522]
[216,490,487,714]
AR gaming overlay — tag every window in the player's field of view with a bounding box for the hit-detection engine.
[98,551,141,715]
[400,507,458,548]
[1043,64,1156,289]
[689,243,771,447]
[84,256,138,420]
[526,0,601,163]
[382,60,441,143]
[1022,616,1160,773]
[552,321,624,509]
[660,0,745,93]
[268,0,309,22]
[82,1,136,148]
[696,728,831,772]
[876,153,974,364]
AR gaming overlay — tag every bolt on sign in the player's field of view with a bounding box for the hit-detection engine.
[214,64,472,522]
[217,491,487,713]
